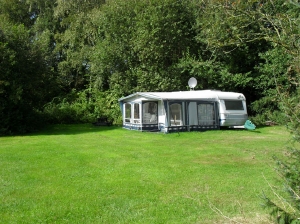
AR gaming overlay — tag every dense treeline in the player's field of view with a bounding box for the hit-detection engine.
[1,0,300,221]
[0,0,299,133]
[0,0,299,132]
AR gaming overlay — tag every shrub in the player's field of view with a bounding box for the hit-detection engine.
[263,91,300,223]
[43,90,122,125]
[251,110,287,126]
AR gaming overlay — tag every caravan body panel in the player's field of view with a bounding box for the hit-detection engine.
[215,92,248,126]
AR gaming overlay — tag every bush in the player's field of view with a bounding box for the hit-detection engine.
[43,90,122,125]
[0,104,47,136]
[251,110,287,126]
[263,91,300,223]
[43,101,98,124]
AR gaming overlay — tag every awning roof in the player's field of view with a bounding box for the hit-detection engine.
[118,90,246,102]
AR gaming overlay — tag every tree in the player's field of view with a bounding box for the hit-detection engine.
[90,0,142,96]
[0,0,34,27]
[192,0,277,114]
[0,15,56,134]
[88,0,201,119]
[53,0,105,93]
[91,0,199,94]
[262,2,300,221]
[132,0,199,91]
[199,0,300,222]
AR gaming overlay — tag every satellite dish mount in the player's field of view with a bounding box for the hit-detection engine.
[188,77,197,91]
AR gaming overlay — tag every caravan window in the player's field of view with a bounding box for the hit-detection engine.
[224,100,244,110]
[170,103,182,126]
[133,103,140,123]
[142,102,157,124]
[125,103,131,123]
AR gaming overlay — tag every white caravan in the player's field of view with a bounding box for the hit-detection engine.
[118,90,248,133]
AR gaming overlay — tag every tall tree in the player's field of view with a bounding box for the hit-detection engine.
[259,2,300,222]
[91,0,198,95]
[90,0,140,96]
[133,0,199,91]
[0,0,34,27]
[0,16,56,134]
[53,0,105,93]
[191,0,275,112]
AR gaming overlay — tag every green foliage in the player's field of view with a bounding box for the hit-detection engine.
[91,0,198,95]
[43,90,97,124]
[53,0,105,92]
[256,1,300,222]
[0,17,55,135]
[0,0,34,27]
[132,0,199,91]
[93,90,123,124]
[0,0,299,138]
[250,110,286,126]
[192,1,273,111]
[90,0,138,94]
[177,53,255,91]
[262,143,300,223]
[281,89,300,144]
[43,89,122,125]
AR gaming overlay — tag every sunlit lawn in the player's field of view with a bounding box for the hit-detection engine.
[0,124,290,223]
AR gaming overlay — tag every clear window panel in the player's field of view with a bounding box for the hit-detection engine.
[142,102,158,124]
[170,103,182,126]
[125,103,131,123]
[133,103,140,123]
[198,103,215,125]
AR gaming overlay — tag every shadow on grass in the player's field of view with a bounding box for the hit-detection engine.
[221,127,262,133]
[1,124,265,137]
[247,129,262,133]
[4,124,123,137]
[32,125,264,136]
[41,124,123,135]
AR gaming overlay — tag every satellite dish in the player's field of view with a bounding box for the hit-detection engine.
[188,77,197,90]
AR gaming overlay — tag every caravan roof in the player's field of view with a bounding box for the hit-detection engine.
[118,90,245,102]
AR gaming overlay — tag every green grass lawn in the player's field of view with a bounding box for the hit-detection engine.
[0,124,290,223]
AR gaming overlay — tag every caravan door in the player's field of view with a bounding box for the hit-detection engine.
[198,103,216,126]
[188,101,219,130]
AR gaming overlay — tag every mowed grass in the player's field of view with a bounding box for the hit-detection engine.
[0,124,290,223]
